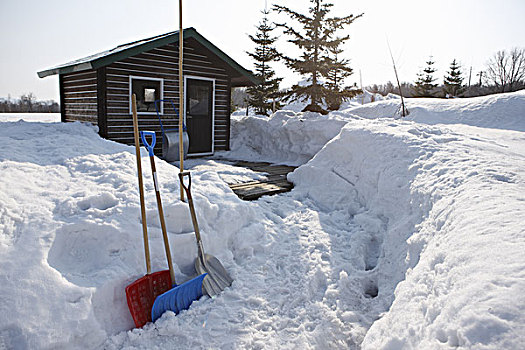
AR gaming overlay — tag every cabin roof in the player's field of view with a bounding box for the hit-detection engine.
[37,27,258,86]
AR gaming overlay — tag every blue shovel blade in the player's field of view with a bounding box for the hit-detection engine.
[151,273,207,322]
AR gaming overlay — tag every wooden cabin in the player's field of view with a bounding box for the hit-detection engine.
[38,28,257,156]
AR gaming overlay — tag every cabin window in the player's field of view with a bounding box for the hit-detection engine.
[129,76,163,114]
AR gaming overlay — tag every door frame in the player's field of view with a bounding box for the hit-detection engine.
[183,75,216,156]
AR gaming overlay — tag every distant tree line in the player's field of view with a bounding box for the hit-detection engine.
[0,93,59,112]
[244,1,524,112]
[367,48,525,99]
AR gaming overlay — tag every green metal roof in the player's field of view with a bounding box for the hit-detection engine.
[37,27,258,86]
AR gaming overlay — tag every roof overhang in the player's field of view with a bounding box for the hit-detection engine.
[37,28,259,86]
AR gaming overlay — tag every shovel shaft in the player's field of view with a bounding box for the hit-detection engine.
[131,94,151,274]
[149,153,176,285]
[178,171,234,297]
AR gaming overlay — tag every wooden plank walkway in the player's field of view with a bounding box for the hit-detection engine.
[228,161,297,200]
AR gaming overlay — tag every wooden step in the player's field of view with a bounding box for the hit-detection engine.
[227,161,297,201]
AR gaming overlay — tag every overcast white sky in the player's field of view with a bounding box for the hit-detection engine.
[1,0,524,101]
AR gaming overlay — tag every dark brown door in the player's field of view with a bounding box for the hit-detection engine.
[186,78,213,154]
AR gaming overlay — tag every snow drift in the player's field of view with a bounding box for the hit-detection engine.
[346,90,525,132]
[229,110,351,165]
[290,120,525,349]
[1,91,524,349]
[0,121,255,349]
[228,90,525,165]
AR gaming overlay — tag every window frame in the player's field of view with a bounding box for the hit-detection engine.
[129,75,164,115]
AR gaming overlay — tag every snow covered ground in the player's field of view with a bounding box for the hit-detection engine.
[0,113,60,123]
[0,91,524,349]
[347,91,525,132]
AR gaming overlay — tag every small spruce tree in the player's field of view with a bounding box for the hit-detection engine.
[274,0,362,113]
[443,59,465,97]
[414,57,438,97]
[246,10,283,116]
[323,35,360,110]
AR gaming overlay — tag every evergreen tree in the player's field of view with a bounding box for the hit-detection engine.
[246,10,283,116]
[274,0,362,113]
[324,35,360,110]
[443,59,465,97]
[413,57,438,97]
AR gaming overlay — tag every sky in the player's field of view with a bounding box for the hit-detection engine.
[1,0,524,101]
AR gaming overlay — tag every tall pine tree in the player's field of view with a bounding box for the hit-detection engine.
[246,10,283,116]
[414,57,438,97]
[443,59,465,97]
[274,0,362,113]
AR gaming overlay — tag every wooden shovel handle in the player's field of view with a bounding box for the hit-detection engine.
[132,94,151,274]
[178,172,204,247]
[148,153,176,285]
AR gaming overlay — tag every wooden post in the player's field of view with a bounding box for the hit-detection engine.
[97,67,107,138]
[178,0,185,202]
[59,75,66,123]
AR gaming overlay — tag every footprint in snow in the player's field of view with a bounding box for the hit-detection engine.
[47,222,126,287]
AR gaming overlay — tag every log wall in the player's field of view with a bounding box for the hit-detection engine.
[59,37,233,153]
[61,70,98,124]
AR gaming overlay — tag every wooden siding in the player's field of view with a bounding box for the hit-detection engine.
[59,37,235,153]
[104,38,231,152]
[61,70,98,124]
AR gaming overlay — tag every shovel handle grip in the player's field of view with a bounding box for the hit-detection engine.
[178,171,204,245]
[178,171,192,198]
[140,131,156,156]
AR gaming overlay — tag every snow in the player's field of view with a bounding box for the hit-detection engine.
[292,120,525,349]
[0,113,60,123]
[227,110,351,165]
[1,90,525,349]
[279,88,389,113]
[346,90,525,132]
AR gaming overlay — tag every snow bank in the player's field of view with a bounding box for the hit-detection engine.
[280,89,388,113]
[229,91,525,166]
[347,90,525,132]
[0,120,256,349]
[228,110,352,165]
[226,91,525,348]
[289,120,525,349]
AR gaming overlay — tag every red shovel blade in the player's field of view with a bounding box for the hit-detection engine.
[125,270,172,328]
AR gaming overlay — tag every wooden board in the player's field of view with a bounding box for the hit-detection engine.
[228,161,297,200]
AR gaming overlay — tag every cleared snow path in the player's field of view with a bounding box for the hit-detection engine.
[106,160,386,349]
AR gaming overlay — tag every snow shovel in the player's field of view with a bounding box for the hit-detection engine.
[179,171,234,297]
[140,131,206,322]
[125,94,172,329]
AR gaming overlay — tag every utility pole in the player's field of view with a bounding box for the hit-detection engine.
[477,71,483,86]
[468,66,472,88]
[359,69,364,104]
